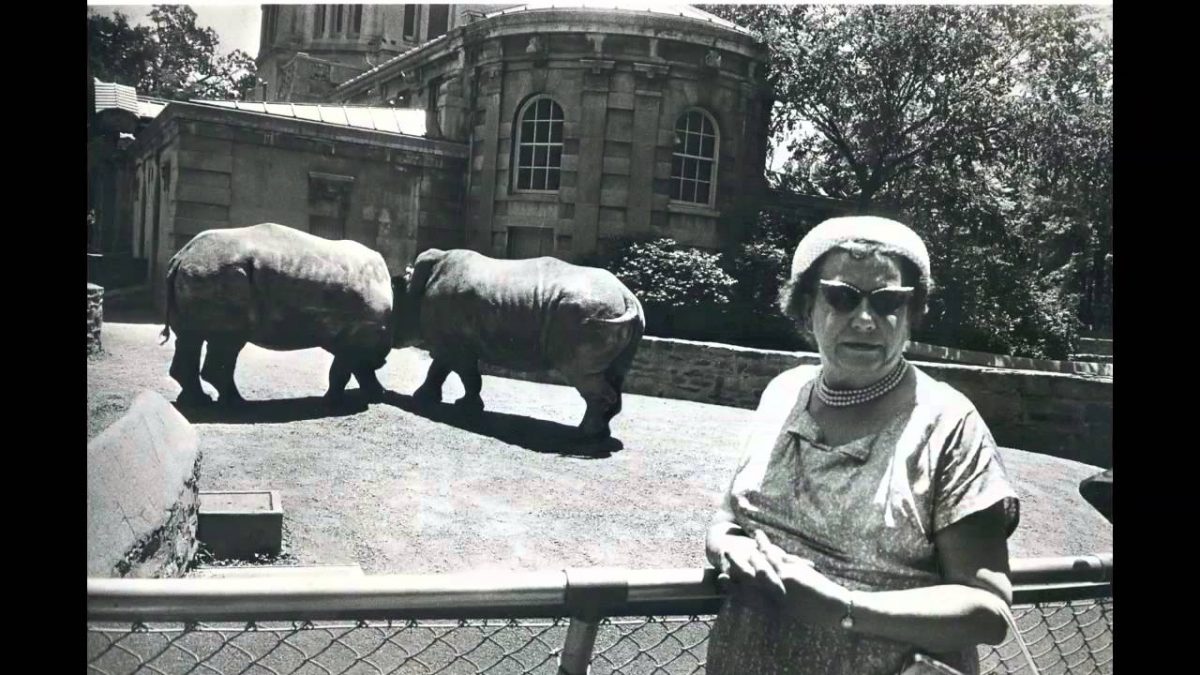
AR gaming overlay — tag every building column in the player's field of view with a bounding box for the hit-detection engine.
[472,61,503,253]
[572,67,611,258]
[627,82,663,233]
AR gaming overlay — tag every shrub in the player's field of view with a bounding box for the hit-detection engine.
[607,239,736,309]
[604,239,736,340]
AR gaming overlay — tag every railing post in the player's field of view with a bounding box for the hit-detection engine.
[558,615,601,675]
[557,568,629,675]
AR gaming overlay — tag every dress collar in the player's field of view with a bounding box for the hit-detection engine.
[782,377,907,463]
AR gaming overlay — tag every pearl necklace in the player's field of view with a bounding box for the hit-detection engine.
[817,359,909,408]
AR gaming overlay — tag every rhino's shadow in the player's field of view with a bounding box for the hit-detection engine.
[174,395,369,424]
[381,392,624,458]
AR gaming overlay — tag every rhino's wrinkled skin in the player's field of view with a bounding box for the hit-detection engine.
[161,223,394,405]
[397,248,645,439]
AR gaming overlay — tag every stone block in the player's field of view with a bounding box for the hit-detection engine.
[87,284,104,355]
[197,491,284,560]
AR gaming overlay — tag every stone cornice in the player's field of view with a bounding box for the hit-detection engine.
[334,7,767,99]
[133,102,469,160]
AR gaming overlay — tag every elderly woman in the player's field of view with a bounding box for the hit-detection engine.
[704,216,1020,675]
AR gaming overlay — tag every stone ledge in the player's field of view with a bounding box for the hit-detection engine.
[478,335,1111,468]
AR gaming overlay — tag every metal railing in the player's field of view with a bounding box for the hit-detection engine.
[88,553,1111,674]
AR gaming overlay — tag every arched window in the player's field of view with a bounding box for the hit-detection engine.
[670,109,718,206]
[514,97,564,192]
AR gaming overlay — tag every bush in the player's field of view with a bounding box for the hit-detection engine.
[604,239,737,340]
[724,240,809,350]
[917,237,1081,360]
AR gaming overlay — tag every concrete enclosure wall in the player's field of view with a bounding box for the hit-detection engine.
[481,336,1114,469]
[87,390,202,578]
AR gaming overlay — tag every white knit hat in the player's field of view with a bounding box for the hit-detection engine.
[790,216,931,285]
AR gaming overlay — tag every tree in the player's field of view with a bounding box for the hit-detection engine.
[703,4,1113,357]
[87,5,257,101]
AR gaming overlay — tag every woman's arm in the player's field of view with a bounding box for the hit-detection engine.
[758,504,1013,653]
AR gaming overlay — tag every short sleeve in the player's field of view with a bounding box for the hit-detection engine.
[933,409,1020,537]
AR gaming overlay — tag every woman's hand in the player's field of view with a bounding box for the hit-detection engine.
[755,530,852,627]
[715,532,788,599]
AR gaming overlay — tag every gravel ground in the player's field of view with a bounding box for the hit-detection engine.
[87,320,1112,574]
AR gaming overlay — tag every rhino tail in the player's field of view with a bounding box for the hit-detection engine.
[587,291,646,328]
[160,256,181,345]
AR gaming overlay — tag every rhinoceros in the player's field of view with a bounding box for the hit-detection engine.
[160,223,394,406]
[395,248,645,439]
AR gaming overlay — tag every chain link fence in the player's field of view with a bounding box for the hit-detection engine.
[87,598,1111,674]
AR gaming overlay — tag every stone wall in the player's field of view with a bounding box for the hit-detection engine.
[481,336,1113,469]
[87,283,103,354]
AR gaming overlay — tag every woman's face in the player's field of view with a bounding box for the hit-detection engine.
[810,250,912,389]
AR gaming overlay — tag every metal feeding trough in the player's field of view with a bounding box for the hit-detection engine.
[197,490,283,560]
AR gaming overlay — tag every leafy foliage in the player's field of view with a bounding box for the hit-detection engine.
[87,5,257,101]
[607,239,736,309]
[703,4,1112,358]
[602,239,736,341]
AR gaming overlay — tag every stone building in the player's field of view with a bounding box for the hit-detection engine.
[115,4,789,306]
[259,3,773,260]
[254,4,480,102]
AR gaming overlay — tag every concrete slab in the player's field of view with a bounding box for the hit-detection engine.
[87,390,200,577]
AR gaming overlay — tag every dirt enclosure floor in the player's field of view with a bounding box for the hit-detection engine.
[88,320,1112,575]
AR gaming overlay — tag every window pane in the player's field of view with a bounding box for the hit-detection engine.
[519,146,533,167]
[522,121,535,141]
[518,169,532,189]
[532,169,546,190]
[697,182,710,204]
[683,158,696,180]
[549,147,562,168]
[550,121,562,143]
[698,160,711,182]
[535,122,549,143]
[670,177,682,200]
[687,133,701,156]
[547,169,560,191]
[534,146,548,167]
[537,99,550,118]
[700,135,714,158]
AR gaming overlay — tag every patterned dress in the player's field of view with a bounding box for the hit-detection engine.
[705,364,1020,675]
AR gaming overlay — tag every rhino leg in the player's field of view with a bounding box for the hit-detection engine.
[413,358,451,404]
[170,333,212,406]
[352,364,386,402]
[324,355,354,403]
[201,338,246,406]
[567,372,619,439]
[453,363,484,412]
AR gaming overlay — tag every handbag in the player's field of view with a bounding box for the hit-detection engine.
[899,604,1041,675]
